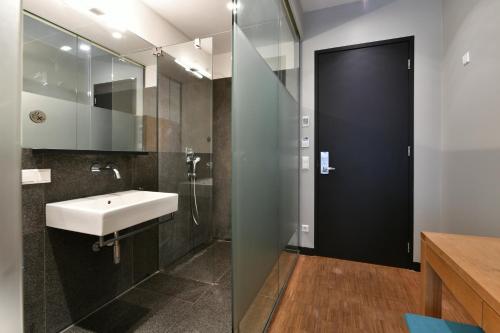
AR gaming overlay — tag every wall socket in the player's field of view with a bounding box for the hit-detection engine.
[301,224,310,233]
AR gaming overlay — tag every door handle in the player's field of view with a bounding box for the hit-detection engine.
[320,152,336,175]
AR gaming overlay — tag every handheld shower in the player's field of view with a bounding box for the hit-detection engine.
[186,149,201,226]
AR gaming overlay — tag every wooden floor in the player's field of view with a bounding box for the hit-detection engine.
[268,255,474,333]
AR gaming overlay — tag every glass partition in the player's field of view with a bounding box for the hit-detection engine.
[156,39,219,285]
[232,0,300,331]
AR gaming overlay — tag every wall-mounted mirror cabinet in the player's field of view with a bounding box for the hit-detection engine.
[22,14,148,152]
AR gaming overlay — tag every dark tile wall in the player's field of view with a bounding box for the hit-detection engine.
[213,78,232,240]
[22,149,159,333]
[158,152,213,270]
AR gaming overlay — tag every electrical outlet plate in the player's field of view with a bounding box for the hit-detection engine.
[301,224,309,232]
[301,137,310,148]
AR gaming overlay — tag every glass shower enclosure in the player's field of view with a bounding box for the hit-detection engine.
[155,39,222,285]
[232,0,301,331]
[130,37,220,284]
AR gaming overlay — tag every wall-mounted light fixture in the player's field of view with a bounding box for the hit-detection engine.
[174,58,211,80]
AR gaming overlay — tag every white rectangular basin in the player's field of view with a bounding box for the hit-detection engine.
[46,190,178,236]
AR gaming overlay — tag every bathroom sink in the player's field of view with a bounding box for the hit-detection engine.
[46,191,178,236]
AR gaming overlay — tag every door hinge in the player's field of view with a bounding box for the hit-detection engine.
[408,59,412,70]
[407,242,411,253]
[408,146,411,157]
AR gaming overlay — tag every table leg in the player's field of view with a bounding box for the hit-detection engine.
[421,239,442,318]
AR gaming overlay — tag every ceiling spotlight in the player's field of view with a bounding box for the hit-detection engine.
[60,45,72,52]
[111,32,123,39]
[79,44,91,52]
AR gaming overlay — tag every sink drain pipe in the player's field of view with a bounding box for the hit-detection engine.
[91,213,175,264]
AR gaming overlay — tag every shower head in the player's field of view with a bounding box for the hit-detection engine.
[192,156,201,173]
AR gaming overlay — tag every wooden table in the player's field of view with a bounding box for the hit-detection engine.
[421,232,500,332]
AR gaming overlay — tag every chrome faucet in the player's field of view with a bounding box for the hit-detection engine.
[90,162,121,179]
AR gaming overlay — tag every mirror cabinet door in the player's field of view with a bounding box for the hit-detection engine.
[22,15,78,150]
[22,14,145,152]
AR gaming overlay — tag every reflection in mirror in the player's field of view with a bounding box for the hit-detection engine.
[22,13,148,152]
[22,14,78,150]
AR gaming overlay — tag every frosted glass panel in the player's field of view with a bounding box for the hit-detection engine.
[232,25,280,332]
[236,0,280,71]
[232,0,300,331]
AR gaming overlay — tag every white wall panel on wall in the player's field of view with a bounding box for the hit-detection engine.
[300,0,444,261]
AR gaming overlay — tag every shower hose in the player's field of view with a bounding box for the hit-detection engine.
[190,174,200,226]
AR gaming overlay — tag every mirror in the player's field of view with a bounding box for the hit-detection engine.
[22,12,152,151]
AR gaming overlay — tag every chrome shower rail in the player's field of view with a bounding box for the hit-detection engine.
[92,213,175,252]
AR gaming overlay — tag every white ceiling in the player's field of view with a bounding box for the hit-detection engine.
[300,0,361,12]
[140,0,232,40]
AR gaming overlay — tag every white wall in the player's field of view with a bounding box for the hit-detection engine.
[300,0,444,261]
[441,0,500,237]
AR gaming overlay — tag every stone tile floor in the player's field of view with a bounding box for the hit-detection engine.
[66,241,231,333]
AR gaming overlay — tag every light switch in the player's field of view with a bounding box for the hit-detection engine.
[301,156,310,170]
[462,52,471,66]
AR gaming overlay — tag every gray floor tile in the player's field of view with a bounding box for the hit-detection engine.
[193,285,232,325]
[67,288,192,333]
[166,241,231,284]
[137,273,211,303]
[66,241,232,333]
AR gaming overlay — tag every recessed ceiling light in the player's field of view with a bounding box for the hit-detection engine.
[111,32,123,39]
[79,44,91,52]
[60,45,72,52]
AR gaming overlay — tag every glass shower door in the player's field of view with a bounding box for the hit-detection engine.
[156,39,219,285]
